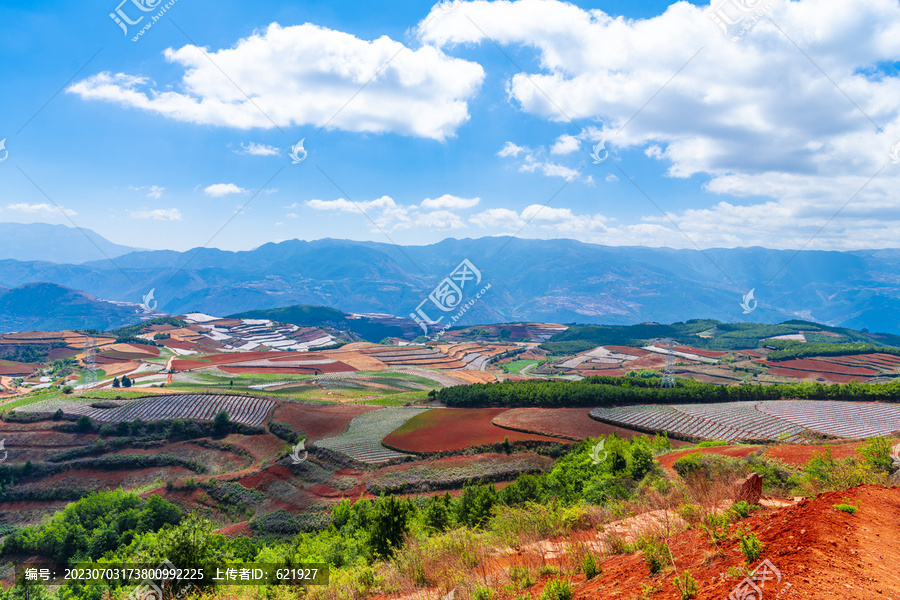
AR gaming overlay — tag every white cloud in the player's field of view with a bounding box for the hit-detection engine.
[419,0,900,249]
[497,141,526,157]
[421,194,480,210]
[204,183,247,198]
[306,195,469,232]
[67,22,485,140]
[235,142,280,156]
[7,203,76,217]
[519,154,579,180]
[605,174,619,183]
[130,185,165,199]
[551,134,580,155]
[131,208,182,221]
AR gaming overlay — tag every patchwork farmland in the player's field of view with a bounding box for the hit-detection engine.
[19,393,275,426]
[315,406,430,463]
[590,400,900,443]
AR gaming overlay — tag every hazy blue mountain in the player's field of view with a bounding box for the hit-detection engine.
[0,236,899,333]
[0,222,140,264]
[0,282,147,332]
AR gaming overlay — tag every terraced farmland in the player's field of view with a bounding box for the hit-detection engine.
[50,394,274,426]
[591,400,900,442]
[758,400,900,438]
[315,407,429,463]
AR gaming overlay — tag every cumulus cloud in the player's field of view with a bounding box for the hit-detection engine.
[235,142,280,156]
[418,0,900,248]
[131,208,182,221]
[67,22,485,140]
[421,194,480,210]
[7,203,76,217]
[551,134,580,155]
[497,141,527,157]
[306,194,475,232]
[204,183,247,197]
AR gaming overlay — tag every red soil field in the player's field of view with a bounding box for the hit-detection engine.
[604,345,651,356]
[0,363,37,376]
[766,366,870,384]
[492,407,660,441]
[624,354,669,370]
[766,358,877,376]
[219,360,355,374]
[764,441,865,466]
[674,346,727,358]
[270,402,381,441]
[382,408,567,452]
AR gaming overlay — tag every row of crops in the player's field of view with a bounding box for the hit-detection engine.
[59,394,275,426]
[591,400,900,442]
[758,400,900,438]
[315,407,429,463]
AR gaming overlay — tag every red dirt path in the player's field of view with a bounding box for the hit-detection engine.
[382,408,566,452]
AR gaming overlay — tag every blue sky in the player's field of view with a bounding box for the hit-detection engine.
[2,0,900,253]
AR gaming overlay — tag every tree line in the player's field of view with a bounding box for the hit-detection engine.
[434,374,900,408]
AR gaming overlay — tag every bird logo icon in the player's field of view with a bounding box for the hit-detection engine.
[0,439,7,463]
[290,439,308,464]
[141,288,158,312]
[890,141,900,164]
[590,438,608,465]
[739,288,757,314]
[0,139,8,163]
[589,140,608,164]
[289,138,307,164]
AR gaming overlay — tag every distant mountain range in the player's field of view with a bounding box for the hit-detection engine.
[1,225,900,334]
[0,282,147,332]
[0,222,140,264]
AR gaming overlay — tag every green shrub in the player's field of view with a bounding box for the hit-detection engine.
[729,500,751,520]
[539,578,572,600]
[581,552,601,579]
[859,436,894,472]
[697,440,728,447]
[673,570,698,600]
[701,511,730,542]
[677,503,702,524]
[833,504,857,514]
[472,586,495,600]
[75,416,92,433]
[508,565,534,590]
[737,530,763,562]
[638,535,669,574]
